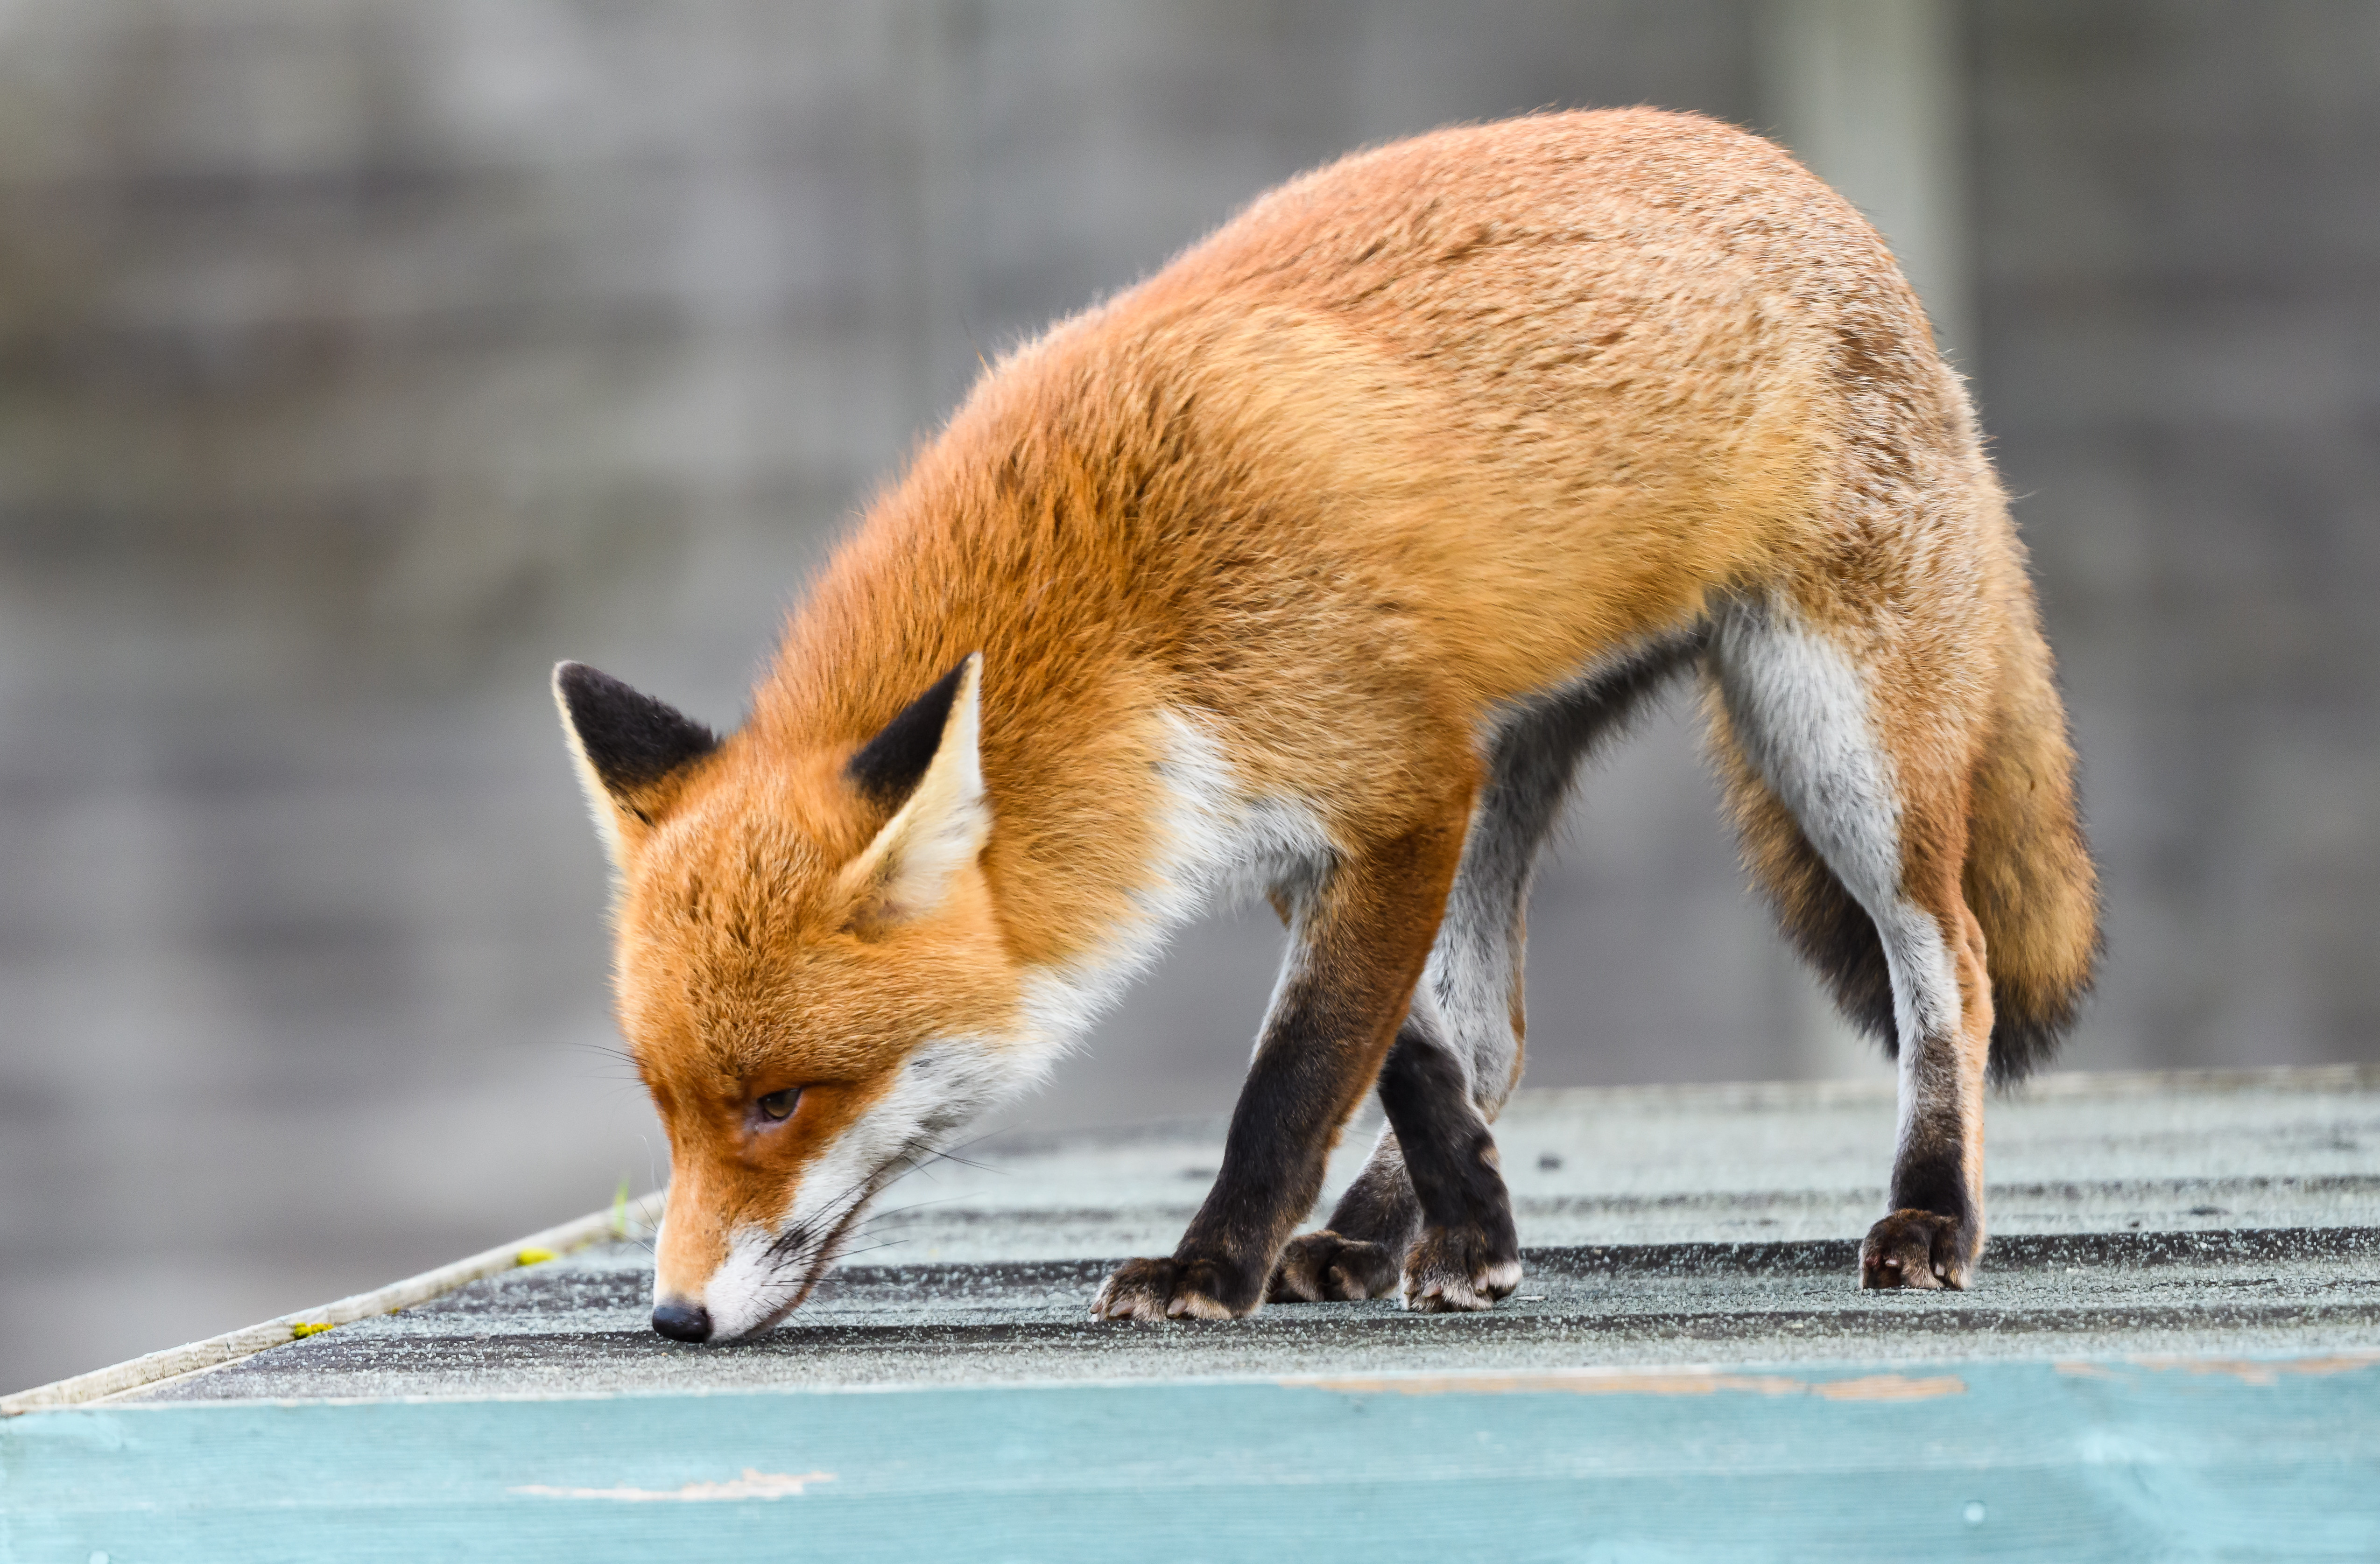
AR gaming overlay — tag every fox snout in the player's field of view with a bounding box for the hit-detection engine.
[650,1299,712,1342]
[648,1180,738,1343]
[650,1187,881,1343]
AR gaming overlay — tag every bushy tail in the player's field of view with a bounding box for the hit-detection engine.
[1708,624,2100,1086]
[1958,622,2101,1082]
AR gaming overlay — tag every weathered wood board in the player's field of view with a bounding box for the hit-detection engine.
[7,1359,2378,1561]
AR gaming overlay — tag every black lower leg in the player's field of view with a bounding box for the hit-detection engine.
[1375,1020,1517,1265]
[1167,1020,1374,1311]
[1863,1048,1984,1290]
[1322,1134,1422,1250]
[1267,1134,1420,1303]
[1889,1138,1974,1230]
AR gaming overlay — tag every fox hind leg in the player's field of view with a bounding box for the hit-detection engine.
[1382,985,1528,1310]
[1710,600,1992,1288]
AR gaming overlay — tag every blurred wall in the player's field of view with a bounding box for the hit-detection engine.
[2,0,2374,1393]
[1973,3,2380,1065]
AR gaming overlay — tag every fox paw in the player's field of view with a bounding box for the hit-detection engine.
[1860,1209,1975,1290]
[1092,1255,1254,1321]
[1268,1230,1402,1302]
[1401,1225,1521,1313]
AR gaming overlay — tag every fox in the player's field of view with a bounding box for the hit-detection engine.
[554,108,2098,1343]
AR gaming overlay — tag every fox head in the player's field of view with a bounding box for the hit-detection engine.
[554,653,1045,1342]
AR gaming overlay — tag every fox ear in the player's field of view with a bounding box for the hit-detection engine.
[836,654,988,931]
[553,662,719,863]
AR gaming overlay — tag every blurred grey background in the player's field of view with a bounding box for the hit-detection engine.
[3,0,2375,1394]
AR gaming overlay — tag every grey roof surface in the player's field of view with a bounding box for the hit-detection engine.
[135,1069,2380,1403]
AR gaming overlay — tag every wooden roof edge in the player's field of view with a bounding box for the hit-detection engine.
[10,1063,2375,1418]
[1,1190,666,1417]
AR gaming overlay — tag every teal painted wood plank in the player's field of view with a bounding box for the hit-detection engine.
[5,1359,2376,1562]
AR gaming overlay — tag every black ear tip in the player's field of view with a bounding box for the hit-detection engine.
[552,661,616,711]
[554,662,718,797]
[555,662,669,729]
[845,656,978,808]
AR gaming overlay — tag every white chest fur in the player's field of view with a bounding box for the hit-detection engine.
[1015,708,1333,1053]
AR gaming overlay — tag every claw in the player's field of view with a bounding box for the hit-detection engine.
[1093,1254,1251,1321]
[1401,1228,1521,1313]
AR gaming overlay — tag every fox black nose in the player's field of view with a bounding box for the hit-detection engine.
[651,1301,712,1342]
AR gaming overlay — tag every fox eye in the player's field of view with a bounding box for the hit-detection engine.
[754,1087,801,1123]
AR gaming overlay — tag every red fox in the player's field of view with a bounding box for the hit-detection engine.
[555,109,2098,1342]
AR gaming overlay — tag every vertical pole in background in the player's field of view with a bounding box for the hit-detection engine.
[1758,0,1975,1082]
[1759,0,1974,368]
[897,0,983,429]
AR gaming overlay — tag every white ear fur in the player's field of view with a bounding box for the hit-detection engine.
[837,653,989,927]
[551,661,720,873]
[554,670,630,870]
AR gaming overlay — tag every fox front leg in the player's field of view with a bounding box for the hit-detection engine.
[1093,811,1469,1322]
